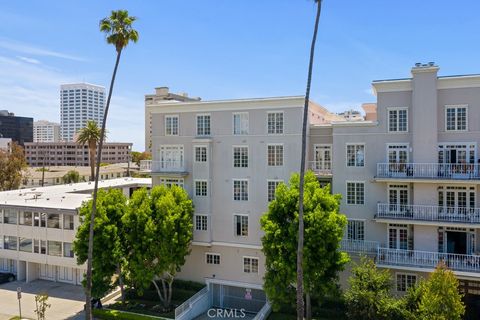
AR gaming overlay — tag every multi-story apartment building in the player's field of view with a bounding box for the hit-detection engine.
[310,63,480,296]
[0,178,150,285]
[144,94,343,317]
[0,110,33,146]
[33,120,61,143]
[24,142,132,167]
[60,83,105,142]
[0,138,12,152]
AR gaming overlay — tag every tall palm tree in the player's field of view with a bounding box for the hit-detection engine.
[297,1,322,319]
[84,10,138,320]
[76,120,101,182]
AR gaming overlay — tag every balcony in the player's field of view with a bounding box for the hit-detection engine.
[376,203,480,224]
[377,248,480,273]
[308,161,332,177]
[340,239,379,255]
[150,160,188,176]
[376,163,480,181]
[139,160,152,172]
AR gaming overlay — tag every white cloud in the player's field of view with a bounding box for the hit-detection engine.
[17,56,40,64]
[0,38,85,62]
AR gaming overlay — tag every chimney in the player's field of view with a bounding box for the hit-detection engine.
[155,87,169,97]
[362,103,377,121]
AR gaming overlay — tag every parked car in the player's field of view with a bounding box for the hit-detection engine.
[0,272,15,284]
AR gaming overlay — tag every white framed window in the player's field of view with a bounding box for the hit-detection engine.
[233,179,248,201]
[233,112,249,135]
[267,180,282,202]
[388,224,408,250]
[165,115,179,136]
[234,214,248,236]
[267,144,284,166]
[347,220,365,240]
[195,215,208,231]
[194,145,207,162]
[195,180,208,197]
[346,181,365,205]
[233,146,248,168]
[388,108,408,132]
[314,144,332,171]
[159,178,184,188]
[159,145,184,169]
[267,112,284,134]
[206,253,220,265]
[396,273,417,292]
[196,114,211,136]
[445,105,468,131]
[346,144,365,167]
[243,256,259,273]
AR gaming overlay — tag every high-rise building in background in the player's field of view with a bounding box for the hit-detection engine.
[0,110,33,146]
[60,83,105,142]
[34,120,61,142]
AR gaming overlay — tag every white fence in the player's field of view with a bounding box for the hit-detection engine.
[377,203,480,223]
[308,161,332,176]
[340,239,379,254]
[175,286,210,320]
[139,160,152,172]
[377,163,480,180]
[252,301,272,320]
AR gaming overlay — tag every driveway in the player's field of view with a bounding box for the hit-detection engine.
[0,280,85,320]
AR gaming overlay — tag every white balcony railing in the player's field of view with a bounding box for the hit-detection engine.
[139,160,152,172]
[377,163,480,180]
[340,239,379,254]
[377,248,480,273]
[377,203,480,224]
[308,161,332,176]
[150,160,185,173]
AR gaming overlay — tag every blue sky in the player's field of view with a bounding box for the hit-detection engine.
[1,1,480,150]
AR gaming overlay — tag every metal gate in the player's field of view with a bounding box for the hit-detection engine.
[211,283,266,313]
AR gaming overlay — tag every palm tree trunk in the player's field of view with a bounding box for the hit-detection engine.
[89,141,96,181]
[296,1,322,320]
[85,49,122,320]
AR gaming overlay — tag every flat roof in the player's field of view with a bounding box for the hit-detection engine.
[372,73,480,83]
[0,178,151,212]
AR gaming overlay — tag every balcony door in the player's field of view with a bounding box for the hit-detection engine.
[438,186,475,216]
[388,224,409,250]
[388,184,409,213]
[387,144,409,175]
[314,145,331,172]
[438,143,475,165]
[439,227,475,255]
[159,145,184,170]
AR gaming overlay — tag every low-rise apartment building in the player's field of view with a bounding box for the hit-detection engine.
[0,178,150,285]
[24,142,132,167]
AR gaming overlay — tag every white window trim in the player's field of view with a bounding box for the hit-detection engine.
[395,272,417,292]
[232,179,249,201]
[196,113,211,136]
[194,179,209,197]
[267,143,284,167]
[194,145,208,163]
[345,181,365,205]
[232,112,249,135]
[232,145,249,168]
[195,214,209,231]
[347,218,366,241]
[345,143,366,168]
[386,143,410,162]
[387,107,409,133]
[164,115,179,136]
[445,105,468,132]
[266,111,284,135]
[205,252,221,265]
[233,213,249,237]
[242,256,259,274]
[267,179,283,202]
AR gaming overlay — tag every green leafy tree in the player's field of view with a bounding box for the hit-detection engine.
[74,189,128,301]
[131,151,151,166]
[261,171,348,319]
[123,185,194,308]
[85,10,138,319]
[0,142,27,191]
[297,1,323,318]
[76,120,102,182]
[62,170,81,184]
[344,256,397,320]
[417,262,465,320]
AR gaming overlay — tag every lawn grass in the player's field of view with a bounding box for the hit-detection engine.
[93,308,170,320]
